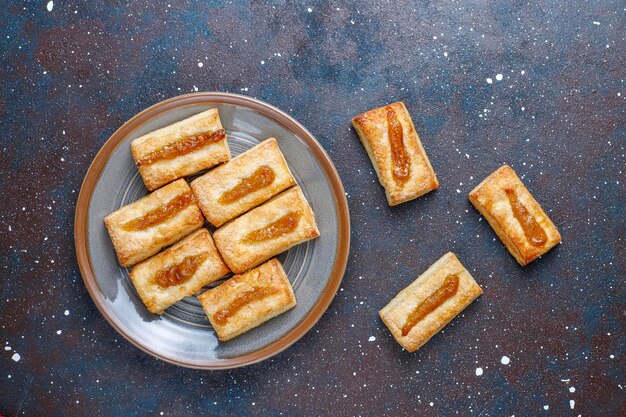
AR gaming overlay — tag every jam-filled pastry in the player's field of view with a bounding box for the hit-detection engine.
[129,229,230,314]
[213,186,320,274]
[191,138,296,227]
[352,101,439,206]
[469,165,561,266]
[197,258,296,342]
[379,252,483,352]
[104,179,204,267]
[131,108,231,191]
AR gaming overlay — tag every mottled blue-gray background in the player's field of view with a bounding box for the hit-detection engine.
[1,1,624,416]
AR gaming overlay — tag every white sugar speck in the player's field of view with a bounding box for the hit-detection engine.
[56,330,62,335]
[197,62,203,67]
[11,353,20,362]
[443,52,448,57]
[4,346,10,351]
[261,60,265,65]
[307,7,312,13]
[193,85,198,92]
[569,386,575,393]
[475,367,483,376]
[610,354,615,358]
[501,355,511,365]
[593,21,600,25]
[64,309,70,316]
[496,73,503,81]
[486,78,493,84]
[46,1,54,12]
[543,405,549,410]
[521,70,525,75]
[368,336,376,342]
[569,400,575,409]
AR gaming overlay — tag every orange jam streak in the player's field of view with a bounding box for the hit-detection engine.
[401,274,459,336]
[386,107,410,185]
[505,189,547,247]
[137,129,226,166]
[242,211,302,244]
[122,192,193,231]
[213,287,280,325]
[218,165,276,205]
[153,252,208,288]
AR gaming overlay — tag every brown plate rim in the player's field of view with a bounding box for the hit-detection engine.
[74,92,351,370]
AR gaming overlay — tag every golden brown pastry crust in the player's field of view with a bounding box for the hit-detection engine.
[213,186,320,274]
[469,165,561,266]
[131,109,231,191]
[379,252,482,352]
[129,229,230,314]
[191,138,296,227]
[352,101,439,206]
[103,179,204,267]
[197,258,296,341]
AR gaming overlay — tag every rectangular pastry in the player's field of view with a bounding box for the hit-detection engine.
[213,186,320,274]
[197,258,296,342]
[131,108,231,191]
[191,138,296,227]
[104,179,204,267]
[129,229,230,314]
[468,164,561,266]
[352,101,439,206]
[379,252,483,352]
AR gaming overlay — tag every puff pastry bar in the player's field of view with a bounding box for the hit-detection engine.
[131,109,231,191]
[469,165,561,266]
[104,179,204,267]
[213,186,320,274]
[352,101,439,206]
[191,138,296,227]
[379,252,482,352]
[197,258,296,341]
[129,229,230,314]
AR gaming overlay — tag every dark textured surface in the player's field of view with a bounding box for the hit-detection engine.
[1,1,624,415]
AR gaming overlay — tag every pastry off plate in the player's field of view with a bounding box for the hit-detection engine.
[74,93,350,369]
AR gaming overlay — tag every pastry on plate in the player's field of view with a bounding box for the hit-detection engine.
[197,258,296,341]
[104,179,204,267]
[131,108,231,191]
[191,138,296,227]
[352,101,439,206]
[129,229,230,314]
[469,164,561,266]
[379,252,482,352]
[213,186,320,274]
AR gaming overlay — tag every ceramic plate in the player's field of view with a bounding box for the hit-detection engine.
[74,93,350,369]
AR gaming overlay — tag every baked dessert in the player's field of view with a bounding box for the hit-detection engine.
[104,179,204,267]
[191,138,296,227]
[213,186,320,274]
[129,229,230,314]
[379,252,482,352]
[131,108,231,191]
[197,258,296,341]
[352,101,439,206]
[469,165,561,266]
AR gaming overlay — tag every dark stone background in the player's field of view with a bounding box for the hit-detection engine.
[1,1,624,416]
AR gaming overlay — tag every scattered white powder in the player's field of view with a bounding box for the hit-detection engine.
[11,353,20,362]
[368,336,376,342]
[46,1,54,12]
[501,355,511,365]
[475,367,483,376]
